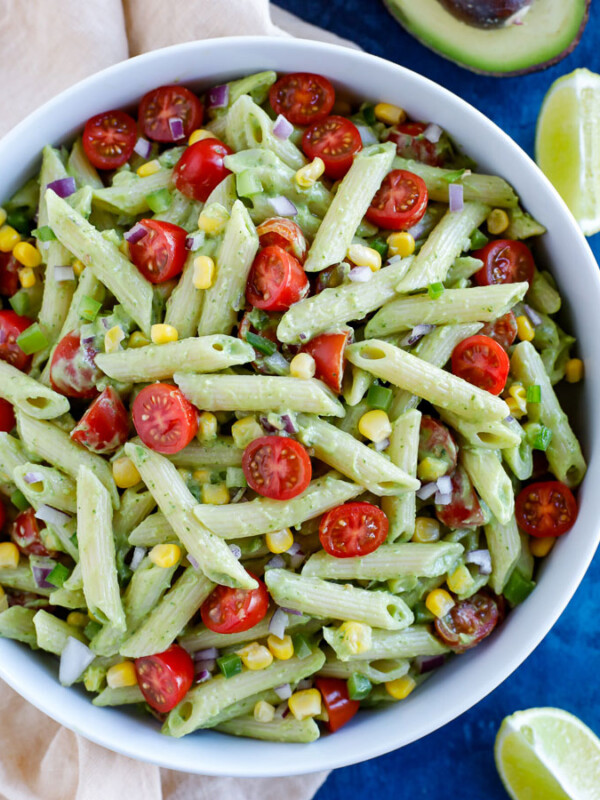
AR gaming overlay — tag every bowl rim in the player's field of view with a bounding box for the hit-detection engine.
[0,35,599,777]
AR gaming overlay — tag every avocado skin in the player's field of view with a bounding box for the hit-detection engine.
[384,0,590,77]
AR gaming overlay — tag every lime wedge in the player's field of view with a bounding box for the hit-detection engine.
[495,707,600,800]
[535,68,600,236]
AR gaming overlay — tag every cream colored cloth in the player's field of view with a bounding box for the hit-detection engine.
[0,1,358,797]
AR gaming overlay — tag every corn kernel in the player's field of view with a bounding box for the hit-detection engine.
[202,483,230,505]
[18,267,36,289]
[447,564,475,595]
[508,383,528,415]
[338,621,372,655]
[104,325,125,354]
[290,352,316,380]
[198,204,230,235]
[189,128,214,145]
[254,699,276,723]
[516,315,535,342]
[417,457,448,482]
[412,517,441,543]
[0,225,21,252]
[265,528,294,554]
[288,688,322,721]
[425,588,455,619]
[72,259,86,277]
[530,536,555,557]
[193,468,212,484]
[385,675,416,700]
[295,157,325,188]
[66,611,89,628]
[237,642,273,671]
[136,159,161,177]
[149,543,181,568]
[267,633,294,660]
[565,358,584,384]
[487,208,510,235]
[197,411,218,442]
[13,241,42,268]
[128,331,150,348]
[387,231,415,258]
[374,103,406,126]
[119,240,130,258]
[347,243,382,272]
[151,323,178,344]
[0,542,19,569]
[506,396,526,420]
[358,409,392,443]
[192,255,215,290]
[112,456,141,489]
[0,208,6,227]
[106,661,138,689]
[231,415,263,449]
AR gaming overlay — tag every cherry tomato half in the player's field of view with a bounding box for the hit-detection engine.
[174,138,233,202]
[138,85,204,143]
[515,481,578,538]
[135,644,194,713]
[451,334,510,395]
[0,252,20,297]
[11,508,53,557]
[301,331,349,394]
[132,383,198,455]
[473,240,535,286]
[302,116,362,180]
[387,121,445,166]
[269,72,335,127]
[50,331,101,400]
[82,110,137,170]
[245,245,309,312]
[242,436,312,500]
[319,502,388,558]
[435,592,500,653]
[256,218,308,263]
[315,677,360,732]
[0,399,15,433]
[366,169,428,230]
[480,311,518,350]
[128,219,187,284]
[0,310,33,371]
[70,387,129,454]
[418,416,458,477]
[200,573,269,634]
[435,466,484,529]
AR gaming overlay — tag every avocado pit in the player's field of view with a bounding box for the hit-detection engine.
[438,0,532,28]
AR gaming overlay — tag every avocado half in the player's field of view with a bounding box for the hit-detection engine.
[383,0,590,76]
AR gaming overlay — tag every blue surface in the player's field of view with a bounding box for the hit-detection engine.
[274,2,600,797]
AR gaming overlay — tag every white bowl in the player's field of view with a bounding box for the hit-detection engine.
[1,36,599,778]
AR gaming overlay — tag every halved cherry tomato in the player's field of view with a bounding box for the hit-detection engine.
[82,110,137,170]
[301,331,349,394]
[315,677,360,732]
[11,508,53,557]
[174,138,233,202]
[473,240,535,286]
[50,331,100,399]
[387,121,446,167]
[366,169,428,230]
[0,310,33,371]
[0,399,15,433]
[302,116,362,180]
[515,481,577,538]
[435,466,484,529]
[200,573,269,634]
[245,245,309,312]
[135,644,194,713]
[256,218,308,263]
[132,383,198,455]
[418,416,458,477]
[435,592,500,653]
[269,72,335,127]
[319,501,388,558]
[138,85,203,143]
[0,252,20,296]
[242,436,312,500]
[128,219,187,284]
[451,334,510,395]
[70,387,129,454]
[480,311,518,350]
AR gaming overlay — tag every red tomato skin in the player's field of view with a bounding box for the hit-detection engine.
[138,85,204,143]
[451,334,510,396]
[256,218,308,263]
[245,245,309,312]
[301,331,349,394]
[82,110,137,170]
[365,169,429,230]
[0,310,33,372]
[11,508,53,557]
[387,121,446,166]
[0,398,16,433]
[435,466,484,529]
[200,573,269,634]
[269,72,335,127]
[435,593,500,653]
[50,331,101,400]
[0,252,20,296]
[319,502,389,558]
[132,383,198,455]
[473,240,535,286]
[480,311,518,350]
[135,644,194,714]
[315,677,360,733]
[515,481,578,538]
[174,139,233,202]
[70,387,129,454]
[301,116,362,179]
[128,219,188,284]
[418,416,458,477]
[242,436,312,500]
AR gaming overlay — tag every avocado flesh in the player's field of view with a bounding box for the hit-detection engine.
[384,0,589,76]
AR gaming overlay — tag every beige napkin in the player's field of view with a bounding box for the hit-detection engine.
[0,1,358,797]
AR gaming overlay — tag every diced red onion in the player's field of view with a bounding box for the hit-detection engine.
[289,553,306,570]
[32,559,56,589]
[129,546,146,571]
[54,266,75,282]
[274,701,289,718]
[348,266,372,283]
[374,437,390,452]
[269,608,289,640]
[35,504,71,527]
[296,678,313,691]
[47,177,76,198]
[269,196,297,217]
[265,555,286,570]
[423,123,443,143]
[298,332,308,342]
[356,125,378,145]
[286,542,302,556]
[435,492,452,505]
[466,549,492,575]
[436,475,453,495]
[230,488,246,504]
[386,254,402,265]
[505,414,515,423]
[194,668,212,684]
[416,482,437,500]
[229,544,242,560]
[408,216,431,241]
[134,137,152,159]
[281,606,303,616]
[194,647,219,661]
[124,223,148,244]
[273,114,294,140]
[415,654,445,674]
[194,658,216,673]
[400,324,435,347]
[185,233,204,251]
[274,683,292,700]
[168,117,185,140]
[188,555,200,570]
[24,471,44,484]
[59,637,96,686]
[523,304,542,327]
[207,84,229,109]
[449,183,464,213]
[281,414,298,434]
[259,415,280,434]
